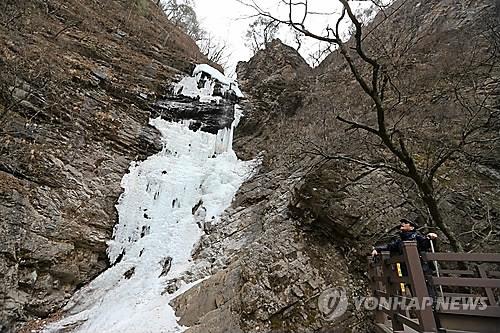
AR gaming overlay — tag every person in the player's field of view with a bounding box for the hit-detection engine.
[371,218,439,304]
[371,218,438,257]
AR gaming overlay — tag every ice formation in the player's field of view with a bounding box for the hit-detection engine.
[173,64,243,102]
[43,65,255,333]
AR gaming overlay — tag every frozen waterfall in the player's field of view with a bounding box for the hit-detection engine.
[43,65,255,333]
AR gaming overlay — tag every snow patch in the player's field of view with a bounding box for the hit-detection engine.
[173,64,243,101]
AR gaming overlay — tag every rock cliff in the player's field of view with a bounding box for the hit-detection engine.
[172,1,499,332]
[0,0,213,330]
[1,0,499,333]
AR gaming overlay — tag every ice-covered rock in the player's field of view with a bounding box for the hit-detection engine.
[174,64,243,102]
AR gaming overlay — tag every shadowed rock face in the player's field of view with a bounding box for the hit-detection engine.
[151,66,242,134]
[234,39,313,163]
[153,96,236,135]
[0,0,212,330]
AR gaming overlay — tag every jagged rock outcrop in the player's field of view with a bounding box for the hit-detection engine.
[235,0,500,250]
[0,0,214,331]
[237,39,311,91]
[234,39,313,163]
[154,96,237,134]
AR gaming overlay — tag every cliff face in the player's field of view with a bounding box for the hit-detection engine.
[1,0,499,333]
[236,0,500,251]
[234,39,313,162]
[291,0,500,253]
[172,1,499,332]
[0,0,212,330]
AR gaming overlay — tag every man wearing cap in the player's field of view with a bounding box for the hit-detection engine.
[371,218,439,305]
[371,218,438,257]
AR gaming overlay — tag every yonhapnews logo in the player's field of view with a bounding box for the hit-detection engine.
[318,287,488,321]
[318,287,349,320]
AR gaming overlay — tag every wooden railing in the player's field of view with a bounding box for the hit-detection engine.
[367,241,500,333]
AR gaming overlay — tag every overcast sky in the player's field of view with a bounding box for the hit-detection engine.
[192,0,388,76]
[192,0,255,75]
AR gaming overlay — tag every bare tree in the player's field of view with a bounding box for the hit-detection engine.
[290,26,304,52]
[245,16,280,54]
[242,0,500,252]
[307,42,333,67]
[159,0,203,40]
[198,33,231,69]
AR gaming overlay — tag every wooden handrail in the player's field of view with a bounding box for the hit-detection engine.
[422,252,500,262]
[367,241,500,333]
[436,305,500,317]
[430,276,500,288]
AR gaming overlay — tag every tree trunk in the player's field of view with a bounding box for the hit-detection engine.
[418,181,463,252]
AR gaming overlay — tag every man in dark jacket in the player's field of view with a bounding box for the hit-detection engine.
[371,218,438,256]
[371,218,439,303]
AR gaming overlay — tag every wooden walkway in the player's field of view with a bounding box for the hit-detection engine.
[368,242,500,333]
[375,321,419,333]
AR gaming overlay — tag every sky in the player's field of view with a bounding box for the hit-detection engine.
[192,0,390,76]
[192,0,255,75]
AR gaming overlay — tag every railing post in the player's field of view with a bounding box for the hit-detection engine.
[368,255,388,325]
[380,251,405,332]
[477,264,496,306]
[402,241,438,332]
